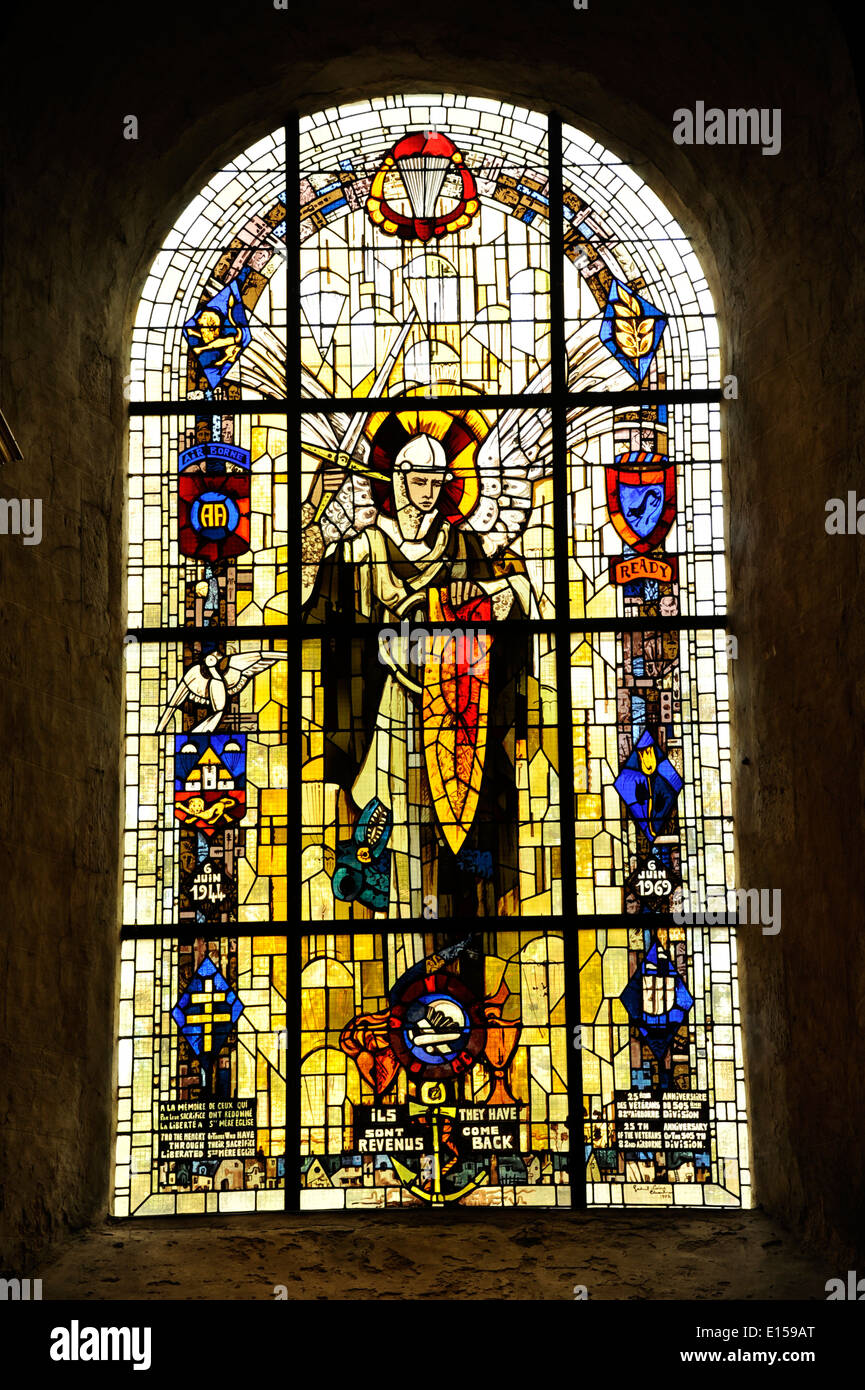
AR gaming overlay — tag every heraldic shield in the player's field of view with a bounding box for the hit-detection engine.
[178,441,251,561]
[422,587,492,857]
[605,452,676,555]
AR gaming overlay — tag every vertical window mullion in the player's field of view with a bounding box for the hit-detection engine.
[548,111,586,1212]
[286,111,302,1214]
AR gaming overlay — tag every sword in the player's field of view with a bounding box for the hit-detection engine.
[309,309,418,522]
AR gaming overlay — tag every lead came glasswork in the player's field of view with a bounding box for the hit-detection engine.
[117,94,749,1217]
[114,935,287,1216]
[123,639,287,930]
[300,931,569,1207]
[130,131,287,402]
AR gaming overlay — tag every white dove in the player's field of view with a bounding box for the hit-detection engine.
[155,650,285,734]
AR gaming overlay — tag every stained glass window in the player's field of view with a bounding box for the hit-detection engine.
[118,94,749,1216]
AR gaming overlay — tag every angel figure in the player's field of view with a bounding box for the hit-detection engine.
[299,269,655,920]
[301,389,559,919]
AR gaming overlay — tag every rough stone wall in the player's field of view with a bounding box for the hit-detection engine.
[1,0,862,1271]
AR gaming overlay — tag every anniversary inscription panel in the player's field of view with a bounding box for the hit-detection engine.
[614,1092,710,1152]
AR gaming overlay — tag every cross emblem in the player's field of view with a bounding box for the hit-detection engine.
[183,976,233,1053]
[171,957,244,1096]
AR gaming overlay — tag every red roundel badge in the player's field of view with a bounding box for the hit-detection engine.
[178,441,251,561]
[388,971,486,1080]
[366,132,480,242]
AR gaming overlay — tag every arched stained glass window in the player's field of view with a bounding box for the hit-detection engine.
[117,94,749,1217]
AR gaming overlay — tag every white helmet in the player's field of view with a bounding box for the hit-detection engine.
[394,433,450,475]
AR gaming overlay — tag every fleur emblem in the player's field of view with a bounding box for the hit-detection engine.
[599,280,667,383]
[611,285,657,360]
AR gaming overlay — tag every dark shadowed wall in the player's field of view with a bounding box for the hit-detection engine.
[1,0,863,1270]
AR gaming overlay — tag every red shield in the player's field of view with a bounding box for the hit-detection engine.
[178,441,251,561]
[422,588,492,856]
[605,452,676,555]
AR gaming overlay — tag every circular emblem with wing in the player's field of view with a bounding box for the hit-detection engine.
[389,971,485,1079]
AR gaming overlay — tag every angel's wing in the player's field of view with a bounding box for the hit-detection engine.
[155,663,210,733]
[466,320,639,555]
[301,364,354,439]
[472,411,549,555]
[223,650,284,695]
[235,324,287,398]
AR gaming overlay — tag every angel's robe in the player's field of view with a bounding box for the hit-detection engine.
[304,509,535,917]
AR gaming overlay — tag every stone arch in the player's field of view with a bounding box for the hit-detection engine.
[3,4,861,1266]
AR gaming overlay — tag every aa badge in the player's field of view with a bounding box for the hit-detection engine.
[178,440,251,561]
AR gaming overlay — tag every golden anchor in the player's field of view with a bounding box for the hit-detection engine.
[390,1081,488,1206]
